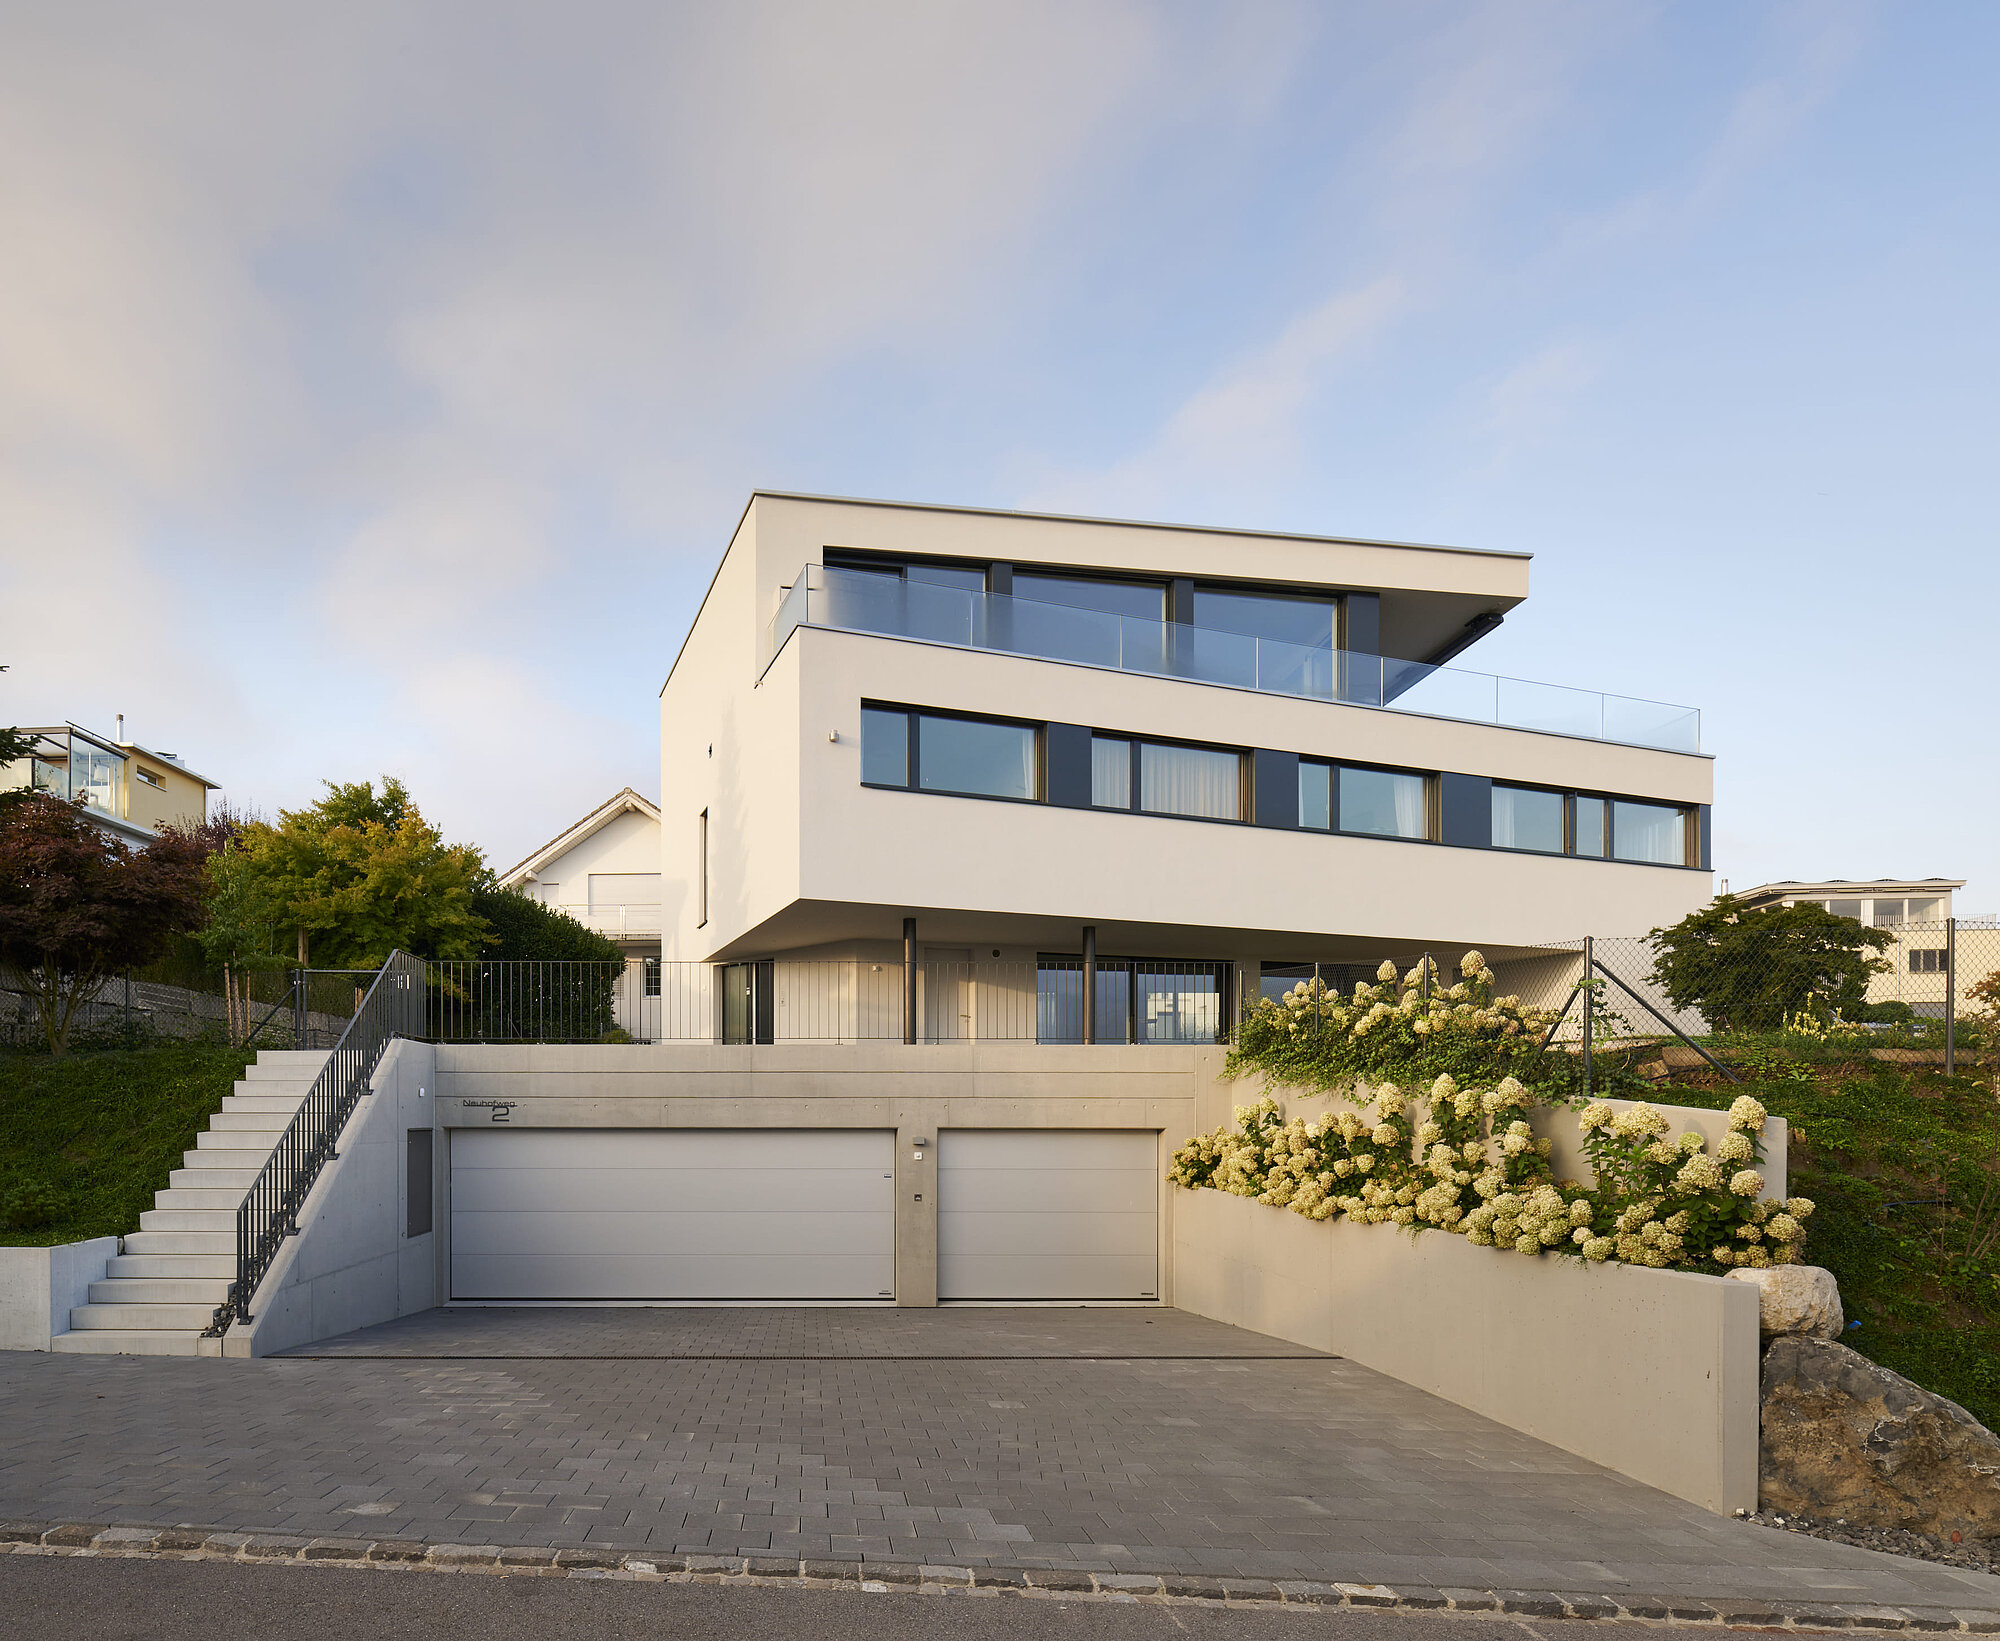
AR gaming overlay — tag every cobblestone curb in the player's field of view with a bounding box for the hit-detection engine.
[4,1522,1998,1632]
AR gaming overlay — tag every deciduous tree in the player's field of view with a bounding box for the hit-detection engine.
[0,795,209,1053]
[1648,895,1893,1033]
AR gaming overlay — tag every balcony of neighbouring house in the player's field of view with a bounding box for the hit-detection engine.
[765,562,1701,754]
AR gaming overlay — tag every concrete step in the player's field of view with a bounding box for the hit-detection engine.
[176,1148,267,1170]
[245,1054,331,1081]
[153,1186,249,1210]
[105,1253,235,1279]
[220,1093,311,1114]
[139,1208,236,1232]
[169,1168,258,1191]
[70,1301,217,1330]
[88,1277,230,1305]
[123,1231,234,1255]
[207,1110,297,1133]
[51,1329,202,1357]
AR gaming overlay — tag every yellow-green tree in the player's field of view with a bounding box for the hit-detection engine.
[238,778,488,967]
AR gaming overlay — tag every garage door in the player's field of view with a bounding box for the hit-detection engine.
[451,1129,896,1301]
[938,1130,1158,1301]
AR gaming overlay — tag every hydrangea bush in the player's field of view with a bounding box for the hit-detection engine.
[1171,1072,1813,1276]
[1227,951,1566,1092]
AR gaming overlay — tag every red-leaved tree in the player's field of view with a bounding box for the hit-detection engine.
[0,794,209,1053]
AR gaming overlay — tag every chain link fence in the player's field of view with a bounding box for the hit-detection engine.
[1485,920,2000,1082]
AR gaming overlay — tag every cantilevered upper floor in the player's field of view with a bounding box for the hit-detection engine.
[659,494,1713,967]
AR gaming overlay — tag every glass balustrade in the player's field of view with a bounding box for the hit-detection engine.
[767,564,1701,753]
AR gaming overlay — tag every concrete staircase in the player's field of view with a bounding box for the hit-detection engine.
[51,1049,332,1357]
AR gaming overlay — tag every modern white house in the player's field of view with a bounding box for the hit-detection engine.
[659,492,1713,1041]
[47,495,1719,1347]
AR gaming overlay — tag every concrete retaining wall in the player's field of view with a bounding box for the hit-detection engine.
[0,1238,119,1351]
[1170,1186,1759,1512]
[220,1038,441,1358]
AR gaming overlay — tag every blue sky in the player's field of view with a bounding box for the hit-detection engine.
[1,1,1993,911]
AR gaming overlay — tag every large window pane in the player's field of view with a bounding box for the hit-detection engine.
[1191,589,1334,649]
[1091,737,1132,809]
[1492,785,1565,853]
[1136,965,1221,1043]
[1013,573,1164,621]
[860,707,909,786]
[905,563,986,591]
[1826,897,1864,921]
[1299,762,1331,830]
[1611,800,1686,865]
[1870,899,1906,928]
[1140,743,1240,820]
[1906,896,1943,924]
[918,715,1037,800]
[1338,767,1428,839]
[1573,796,1606,858]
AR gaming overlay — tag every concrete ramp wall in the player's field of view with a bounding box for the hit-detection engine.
[1168,1186,1760,1513]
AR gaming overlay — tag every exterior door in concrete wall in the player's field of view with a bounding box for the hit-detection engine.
[450,1129,896,1301]
[937,1130,1159,1301]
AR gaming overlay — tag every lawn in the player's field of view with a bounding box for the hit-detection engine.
[0,1043,254,1247]
[1655,1056,2000,1429]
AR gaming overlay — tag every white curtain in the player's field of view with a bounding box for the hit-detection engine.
[1140,744,1240,820]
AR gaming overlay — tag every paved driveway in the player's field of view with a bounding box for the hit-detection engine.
[4,1307,1998,1615]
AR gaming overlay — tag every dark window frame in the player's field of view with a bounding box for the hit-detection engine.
[1329,759,1437,843]
[1088,732,1249,825]
[860,702,1047,805]
[1489,780,1570,857]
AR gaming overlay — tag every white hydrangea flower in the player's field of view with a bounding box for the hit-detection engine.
[1577,1100,1615,1131]
[1786,1197,1816,1219]
[1429,1073,1458,1101]
[1377,960,1399,983]
[1678,1131,1706,1153]
[1674,1154,1723,1193]
[1727,1094,1768,1131]
[1718,1131,1753,1163]
[1460,950,1487,976]
[1610,1103,1669,1140]
[1729,1170,1765,1198]
[1582,1237,1613,1262]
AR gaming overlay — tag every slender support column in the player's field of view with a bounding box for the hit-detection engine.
[1581,936,1595,1099]
[1082,926,1097,1045]
[1946,917,1957,1075]
[903,917,917,1046]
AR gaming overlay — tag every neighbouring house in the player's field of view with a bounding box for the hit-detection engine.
[497,787,663,954]
[1733,877,1986,1019]
[0,720,217,845]
[495,787,663,1039]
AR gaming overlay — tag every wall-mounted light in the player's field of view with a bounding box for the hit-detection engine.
[828,730,840,743]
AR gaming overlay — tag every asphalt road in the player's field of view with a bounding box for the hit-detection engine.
[1,1557,1634,1641]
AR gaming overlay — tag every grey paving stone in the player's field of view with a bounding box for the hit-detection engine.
[427,1544,500,1566]
[41,1524,106,1548]
[5,1307,2000,1618]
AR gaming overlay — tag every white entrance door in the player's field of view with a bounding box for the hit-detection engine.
[450,1128,897,1301]
[937,1130,1159,1300]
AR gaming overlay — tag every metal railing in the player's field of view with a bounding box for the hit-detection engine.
[203,951,426,1336]
[542,902,664,938]
[767,563,1702,753]
[428,960,626,1043]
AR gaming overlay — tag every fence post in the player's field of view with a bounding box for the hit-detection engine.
[1312,961,1321,1033]
[123,975,131,1037]
[1421,951,1431,1010]
[1946,917,1957,1076]
[293,969,306,1049]
[1581,936,1594,1098]
[1083,926,1098,1045]
[902,918,917,1045]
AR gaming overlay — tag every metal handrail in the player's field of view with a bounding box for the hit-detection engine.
[202,951,427,1336]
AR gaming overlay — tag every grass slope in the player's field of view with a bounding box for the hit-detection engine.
[0,1044,254,1247]
[1662,1061,2000,1429]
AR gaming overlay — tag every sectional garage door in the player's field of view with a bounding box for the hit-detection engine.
[938,1130,1158,1301]
[451,1129,897,1301]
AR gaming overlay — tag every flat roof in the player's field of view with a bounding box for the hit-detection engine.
[745,490,1532,563]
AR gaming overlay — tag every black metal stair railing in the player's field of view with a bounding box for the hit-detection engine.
[202,951,428,1337]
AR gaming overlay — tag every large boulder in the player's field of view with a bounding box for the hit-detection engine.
[1729,1264,1843,1340]
[1761,1337,2000,1540]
